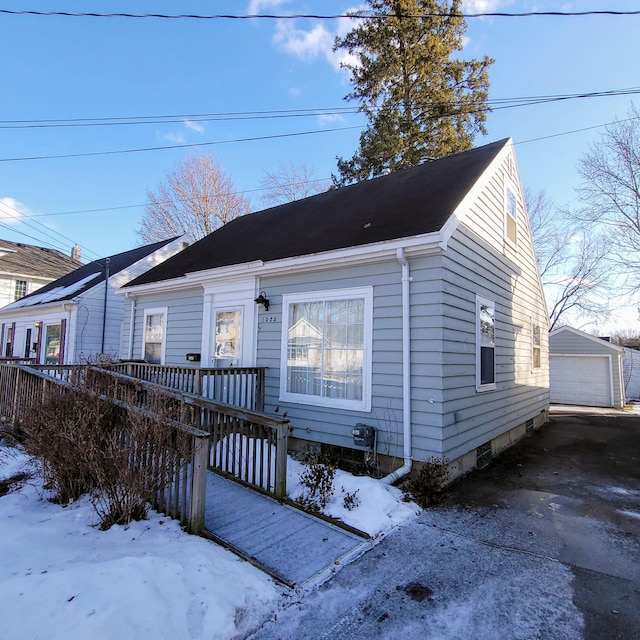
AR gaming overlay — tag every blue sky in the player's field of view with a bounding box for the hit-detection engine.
[1,1,639,275]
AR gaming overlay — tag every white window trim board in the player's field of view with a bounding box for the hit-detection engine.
[279,286,373,412]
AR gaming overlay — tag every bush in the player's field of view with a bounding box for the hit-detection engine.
[22,372,191,529]
[22,386,118,504]
[296,453,336,511]
[404,457,450,508]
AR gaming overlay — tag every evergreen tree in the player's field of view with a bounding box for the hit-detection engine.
[333,0,493,185]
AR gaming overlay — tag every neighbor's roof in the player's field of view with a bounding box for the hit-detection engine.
[126,139,508,288]
[0,239,81,280]
[3,237,179,310]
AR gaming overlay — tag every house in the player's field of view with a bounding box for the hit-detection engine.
[549,326,625,409]
[0,236,189,364]
[118,139,549,480]
[0,239,81,307]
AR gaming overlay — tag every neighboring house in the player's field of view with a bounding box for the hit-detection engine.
[623,347,640,402]
[0,237,189,364]
[0,239,81,307]
[549,326,625,409]
[119,139,549,479]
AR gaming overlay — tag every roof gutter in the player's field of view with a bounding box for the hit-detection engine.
[381,247,413,485]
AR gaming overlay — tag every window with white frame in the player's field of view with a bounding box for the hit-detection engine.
[505,183,518,246]
[143,308,166,365]
[476,296,496,390]
[532,322,542,370]
[14,280,27,301]
[280,287,372,411]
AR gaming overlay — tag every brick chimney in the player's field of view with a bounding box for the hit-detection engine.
[71,244,81,261]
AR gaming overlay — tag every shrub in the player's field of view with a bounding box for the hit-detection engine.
[342,487,360,511]
[22,370,191,529]
[404,456,450,508]
[296,453,336,511]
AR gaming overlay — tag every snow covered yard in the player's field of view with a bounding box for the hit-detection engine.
[0,446,417,640]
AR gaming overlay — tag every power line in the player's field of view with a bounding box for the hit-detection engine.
[1,9,639,19]
[0,125,363,162]
[16,114,640,222]
[2,87,640,130]
[0,200,101,259]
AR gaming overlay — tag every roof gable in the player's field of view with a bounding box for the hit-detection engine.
[2,237,179,310]
[550,326,625,353]
[126,139,509,288]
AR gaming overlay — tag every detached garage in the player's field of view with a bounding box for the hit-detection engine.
[549,327,625,409]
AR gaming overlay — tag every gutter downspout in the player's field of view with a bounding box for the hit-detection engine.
[382,247,413,484]
[101,257,110,354]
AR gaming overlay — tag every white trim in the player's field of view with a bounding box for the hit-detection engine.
[279,286,373,412]
[531,319,542,372]
[476,295,496,391]
[120,235,443,296]
[440,138,512,249]
[142,307,167,365]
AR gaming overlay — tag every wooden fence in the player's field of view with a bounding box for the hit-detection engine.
[84,367,290,498]
[108,363,266,412]
[2,363,290,500]
[0,364,210,533]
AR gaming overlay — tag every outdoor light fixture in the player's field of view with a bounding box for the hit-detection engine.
[254,291,270,311]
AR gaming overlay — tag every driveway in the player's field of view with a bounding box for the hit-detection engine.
[250,409,640,640]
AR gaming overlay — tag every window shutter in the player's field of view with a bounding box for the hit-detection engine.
[0,324,5,357]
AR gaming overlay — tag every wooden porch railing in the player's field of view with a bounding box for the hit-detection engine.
[4,364,289,499]
[0,364,210,534]
[83,367,290,498]
[0,357,36,365]
[107,363,266,412]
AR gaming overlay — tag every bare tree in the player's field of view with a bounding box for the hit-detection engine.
[259,162,330,207]
[577,103,640,287]
[139,154,251,243]
[527,188,611,330]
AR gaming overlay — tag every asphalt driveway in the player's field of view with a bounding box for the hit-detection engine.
[251,408,640,640]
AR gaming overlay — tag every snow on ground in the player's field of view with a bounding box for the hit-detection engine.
[286,457,418,536]
[0,447,419,640]
[0,447,279,640]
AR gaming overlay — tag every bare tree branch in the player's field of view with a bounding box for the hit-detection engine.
[139,154,251,243]
[259,162,330,207]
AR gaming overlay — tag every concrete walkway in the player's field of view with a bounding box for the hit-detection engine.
[203,473,370,588]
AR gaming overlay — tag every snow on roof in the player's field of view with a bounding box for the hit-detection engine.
[3,272,102,309]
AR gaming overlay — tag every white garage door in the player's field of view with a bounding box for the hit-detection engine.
[550,355,612,407]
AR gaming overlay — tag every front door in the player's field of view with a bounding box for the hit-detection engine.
[213,309,242,367]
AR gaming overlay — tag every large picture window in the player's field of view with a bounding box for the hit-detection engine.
[280,287,372,411]
[143,308,166,365]
[476,296,496,390]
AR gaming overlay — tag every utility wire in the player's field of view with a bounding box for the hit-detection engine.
[1,9,639,19]
[0,125,363,162]
[3,84,639,162]
[15,114,640,221]
[2,87,640,129]
[0,200,101,259]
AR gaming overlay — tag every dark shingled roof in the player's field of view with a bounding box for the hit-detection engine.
[0,239,81,279]
[126,139,508,288]
[7,237,179,308]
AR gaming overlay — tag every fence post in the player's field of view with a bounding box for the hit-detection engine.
[11,367,20,424]
[188,434,209,534]
[273,421,289,499]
